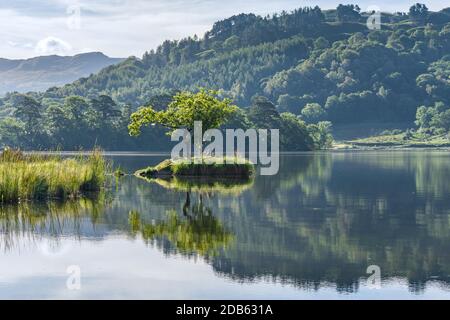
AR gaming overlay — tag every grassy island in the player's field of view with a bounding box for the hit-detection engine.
[0,149,107,203]
[135,157,254,179]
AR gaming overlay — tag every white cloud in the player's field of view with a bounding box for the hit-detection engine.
[35,36,72,55]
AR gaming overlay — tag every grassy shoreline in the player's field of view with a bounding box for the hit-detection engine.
[334,132,450,149]
[0,149,107,203]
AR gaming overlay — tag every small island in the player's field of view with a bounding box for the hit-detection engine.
[130,89,256,180]
[135,157,254,179]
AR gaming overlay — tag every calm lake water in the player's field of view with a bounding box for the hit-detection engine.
[1,151,450,299]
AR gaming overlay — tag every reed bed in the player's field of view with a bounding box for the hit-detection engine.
[0,149,107,203]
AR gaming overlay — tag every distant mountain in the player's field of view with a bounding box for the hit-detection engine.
[0,52,124,95]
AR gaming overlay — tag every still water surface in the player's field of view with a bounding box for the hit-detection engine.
[1,151,450,299]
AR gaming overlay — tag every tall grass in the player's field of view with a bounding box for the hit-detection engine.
[0,149,107,203]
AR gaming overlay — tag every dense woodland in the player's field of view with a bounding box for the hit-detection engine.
[0,4,449,150]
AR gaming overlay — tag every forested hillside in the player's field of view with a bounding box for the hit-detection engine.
[0,4,449,150]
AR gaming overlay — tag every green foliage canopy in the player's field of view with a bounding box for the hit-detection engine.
[128,89,238,136]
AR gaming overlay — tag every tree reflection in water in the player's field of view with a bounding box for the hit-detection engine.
[1,152,450,295]
[129,153,450,294]
[128,184,235,258]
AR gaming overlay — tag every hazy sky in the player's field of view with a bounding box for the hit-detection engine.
[0,0,447,59]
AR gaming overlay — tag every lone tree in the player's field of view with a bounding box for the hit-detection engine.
[128,89,238,137]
